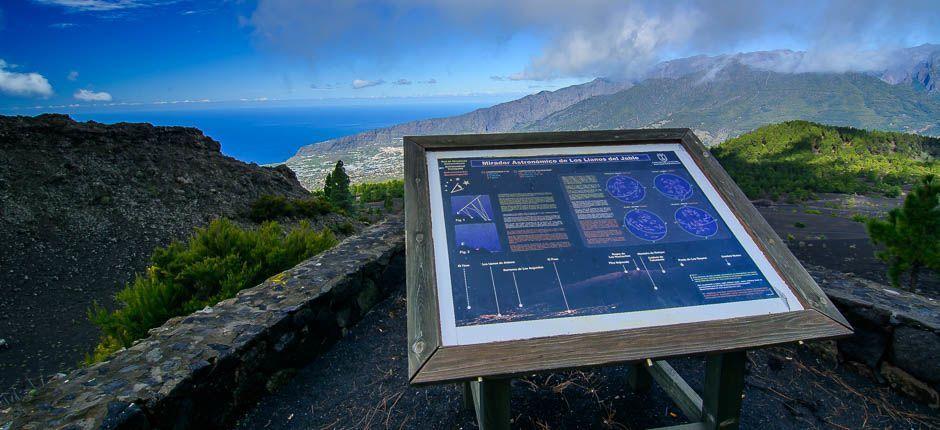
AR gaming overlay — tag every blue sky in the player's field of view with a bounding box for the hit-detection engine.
[1,0,939,112]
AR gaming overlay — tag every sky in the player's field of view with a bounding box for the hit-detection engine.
[1,0,939,112]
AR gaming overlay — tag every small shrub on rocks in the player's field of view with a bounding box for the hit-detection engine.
[248,194,337,222]
[87,218,337,362]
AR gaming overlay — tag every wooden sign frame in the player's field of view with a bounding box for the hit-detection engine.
[405,129,851,385]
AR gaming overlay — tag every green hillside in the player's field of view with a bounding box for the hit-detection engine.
[528,64,940,143]
[712,121,940,200]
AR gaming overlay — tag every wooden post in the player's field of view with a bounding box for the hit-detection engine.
[469,378,511,430]
[462,381,474,412]
[628,362,652,393]
[702,351,746,430]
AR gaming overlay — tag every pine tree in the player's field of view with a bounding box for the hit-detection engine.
[323,160,353,210]
[866,175,940,290]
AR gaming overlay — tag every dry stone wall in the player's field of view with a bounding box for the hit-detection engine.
[807,265,940,408]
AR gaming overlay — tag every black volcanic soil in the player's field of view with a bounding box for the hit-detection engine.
[756,193,939,297]
[0,114,312,394]
[235,289,939,429]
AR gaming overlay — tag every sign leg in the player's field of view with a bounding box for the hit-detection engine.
[702,351,746,430]
[628,363,652,393]
[462,381,474,412]
[469,378,511,430]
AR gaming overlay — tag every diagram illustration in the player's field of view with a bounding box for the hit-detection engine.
[452,195,494,221]
[654,173,693,200]
[675,206,719,237]
[606,175,646,203]
[624,209,668,241]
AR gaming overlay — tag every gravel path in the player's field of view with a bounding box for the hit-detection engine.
[234,289,939,429]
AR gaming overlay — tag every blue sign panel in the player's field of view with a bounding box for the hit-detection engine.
[436,151,779,328]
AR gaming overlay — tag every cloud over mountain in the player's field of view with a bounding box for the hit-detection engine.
[250,0,940,81]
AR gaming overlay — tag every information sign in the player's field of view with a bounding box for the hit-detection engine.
[427,145,801,346]
[405,130,851,385]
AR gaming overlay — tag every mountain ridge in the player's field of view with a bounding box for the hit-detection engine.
[285,45,940,187]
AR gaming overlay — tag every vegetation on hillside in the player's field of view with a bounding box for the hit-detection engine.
[712,121,940,201]
[248,194,338,222]
[866,175,940,290]
[352,179,404,203]
[531,64,940,143]
[87,219,337,362]
[88,160,403,362]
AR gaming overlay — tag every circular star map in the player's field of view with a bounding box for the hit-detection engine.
[654,173,693,200]
[624,209,667,241]
[606,175,646,203]
[675,206,718,237]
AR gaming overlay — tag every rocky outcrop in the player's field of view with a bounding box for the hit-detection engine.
[807,265,940,407]
[1,217,405,430]
[0,114,311,392]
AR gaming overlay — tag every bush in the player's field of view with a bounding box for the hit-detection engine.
[794,222,806,228]
[804,209,822,215]
[87,218,337,362]
[248,195,336,222]
[248,195,294,222]
[851,214,867,223]
[334,221,355,235]
[352,179,404,203]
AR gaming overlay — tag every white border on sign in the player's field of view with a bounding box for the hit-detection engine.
[426,143,803,347]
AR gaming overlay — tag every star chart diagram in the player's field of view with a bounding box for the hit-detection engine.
[438,151,778,327]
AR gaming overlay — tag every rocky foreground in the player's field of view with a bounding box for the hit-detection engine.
[0,114,310,392]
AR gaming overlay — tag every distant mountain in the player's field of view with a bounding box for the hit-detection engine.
[285,45,940,187]
[285,78,629,187]
[530,63,940,143]
[711,120,940,200]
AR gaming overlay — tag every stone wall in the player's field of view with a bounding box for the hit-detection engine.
[807,266,940,408]
[1,217,405,430]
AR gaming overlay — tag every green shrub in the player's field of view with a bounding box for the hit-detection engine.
[851,214,867,223]
[352,179,404,203]
[883,185,902,198]
[87,219,337,362]
[794,222,806,228]
[334,221,355,235]
[804,209,822,215]
[248,195,336,222]
[249,195,294,222]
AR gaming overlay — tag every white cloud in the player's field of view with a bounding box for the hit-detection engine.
[250,0,940,81]
[67,70,79,81]
[351,79,384,89]
[49,22,77,28]
[32,0,178,12]
[74,88,112,101]
[0,59,54,97]
[393,78,412,85]
[422,78,437,84]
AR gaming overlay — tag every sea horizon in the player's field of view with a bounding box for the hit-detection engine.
[4,97,516,164]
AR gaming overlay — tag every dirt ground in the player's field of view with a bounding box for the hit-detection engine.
[756,193,939,297]
[234,290,939,429]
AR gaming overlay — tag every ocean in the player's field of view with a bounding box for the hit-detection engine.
[66,100,500,164]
